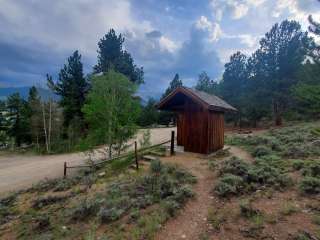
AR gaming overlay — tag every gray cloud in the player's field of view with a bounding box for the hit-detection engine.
[146,30,162,39]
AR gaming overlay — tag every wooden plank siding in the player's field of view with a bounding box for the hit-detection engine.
[176,100,224,154]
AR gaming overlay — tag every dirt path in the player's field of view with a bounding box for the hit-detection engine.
[0,127,175,195]
[156,153,214,240]
[155,145,253,240]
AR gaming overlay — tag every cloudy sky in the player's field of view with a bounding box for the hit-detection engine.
[0,0,319,98]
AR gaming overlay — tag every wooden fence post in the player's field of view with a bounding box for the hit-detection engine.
[63,162,67,178]
[135,141,139,170]
[171,131,175,155]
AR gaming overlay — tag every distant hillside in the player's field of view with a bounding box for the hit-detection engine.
[0,87,58,101]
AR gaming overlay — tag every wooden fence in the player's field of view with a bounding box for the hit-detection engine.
[63,131,175,178]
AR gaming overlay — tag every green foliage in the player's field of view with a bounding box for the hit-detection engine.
[6,92,31,147]
[48,51,88,132]
[215,174,245,197]
[299,177,320,194]
[138,98,159,127]
[219,156,250,177]
[195,71,218,95]
[252,145,272,157]
[82,70,140,157]
[94,29,144,84]
[161,73,182,99]
[32,194,70,209]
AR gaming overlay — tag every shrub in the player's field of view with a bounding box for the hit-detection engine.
[215,174,245,197]
[98,207,124,223]
[32,194,70,209]
[171,185,194,204]
[70,198,100,220]
[162,200,180,217]
[302,161,320,178]
[150,159,163,174]
[239,200,260,218]
[299,177,320,194]
[292,160,305,171]
[53,179,73,192]
[252,146,272,158]
[219,157,250,177]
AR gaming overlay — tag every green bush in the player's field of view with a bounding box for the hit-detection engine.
[214,174,245,197]
[299,177,320,194]
[70,198,100,220]
[219,157,250,177]
[292,160,305,170]
[162,200,180,217]
[150,159,163,174]
[98,207,124,223]
[302,161,320,178]
[32,194,70,209]
[252,146,272,157]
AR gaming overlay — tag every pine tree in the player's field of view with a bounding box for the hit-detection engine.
[48,50,88,133]
[6,93,30,147]
[195,71,218,95]
[162,73,183,99]
[28,86,42,150]
[94,29,144,84]
[251,20,312,125]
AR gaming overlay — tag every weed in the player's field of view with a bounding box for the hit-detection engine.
[239,200,260,219]
[312,214,320,225]
[207,208,226,230]
[280,202,299,216]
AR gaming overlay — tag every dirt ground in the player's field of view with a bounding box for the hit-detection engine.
[0,127,175,196]
[155,146,251,240]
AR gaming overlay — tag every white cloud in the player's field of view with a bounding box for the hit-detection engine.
[210,0,266,21]
[232,3,249,19]
[196,16,222,42]
[159,36,180,53]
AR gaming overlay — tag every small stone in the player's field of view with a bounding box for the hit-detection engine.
[62,226,67,230]
[181,234,186,239]
[98,172,106,177]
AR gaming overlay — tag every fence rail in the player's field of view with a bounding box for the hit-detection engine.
[63,131,175,178]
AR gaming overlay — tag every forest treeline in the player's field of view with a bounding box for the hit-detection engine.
[0,18,319,154]
[140,18,320,128]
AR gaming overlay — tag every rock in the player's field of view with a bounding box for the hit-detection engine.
[98,172,106,177]
[181,234,186,239]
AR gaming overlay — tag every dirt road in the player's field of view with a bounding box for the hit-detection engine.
[0,127,175,196]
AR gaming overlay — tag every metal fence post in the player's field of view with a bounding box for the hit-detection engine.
[63,162,67,178]
[171,131,175,155]
[135,141,139,170]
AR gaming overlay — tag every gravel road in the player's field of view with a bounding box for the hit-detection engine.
[0,127,176,196]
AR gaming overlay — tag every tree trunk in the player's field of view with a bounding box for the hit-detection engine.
[42,102,49,153]
[273,101,282,126]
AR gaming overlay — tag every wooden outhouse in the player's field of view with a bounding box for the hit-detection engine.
[157,87,237,154]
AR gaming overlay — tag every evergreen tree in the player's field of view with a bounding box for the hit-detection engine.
[94,29,144,84]
[195,71,218,95]
[28,86,42,150]
[48,50,88,132]
[162,73,183,99]
[251,20,312,125]
[138,98,159,127]
[6,93,30,147]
